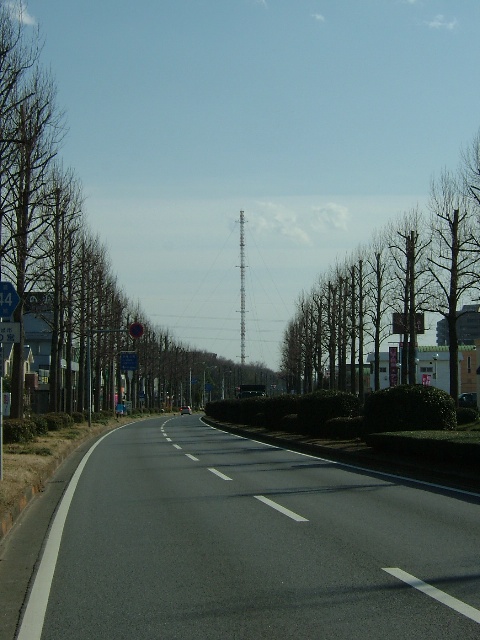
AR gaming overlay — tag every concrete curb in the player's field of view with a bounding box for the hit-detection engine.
[202,417,480,494]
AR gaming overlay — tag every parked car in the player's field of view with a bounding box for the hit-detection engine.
[180,406,192,415]
[458,393,477,408]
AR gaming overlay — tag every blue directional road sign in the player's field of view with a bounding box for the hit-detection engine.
[120,351,138,371]
[0,281,20,319]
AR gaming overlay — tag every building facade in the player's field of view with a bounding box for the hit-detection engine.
[366,345,476,394]
[436,305,480,345]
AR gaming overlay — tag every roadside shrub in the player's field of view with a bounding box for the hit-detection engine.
[365,430,480,465]
[44,412,74,431]
[91,411,109,424]
[253,412,266,426]
[72,411,86,424]
[30,415,48,435]
[363,385,456,434]
[456,407,479,426]
[297,390,361,436]
[279,414,299,433]
[3,418,36,443]
[323,415,365,440]
[259,395,299,428]
[206,397,269,426]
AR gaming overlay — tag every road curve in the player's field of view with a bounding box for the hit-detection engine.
[4,415,480,639]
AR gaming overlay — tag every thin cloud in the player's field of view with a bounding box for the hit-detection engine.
[425,14,458,30]
[311,203,350,233]
[251,203,312,245]
[6,1,36,25]
[312,14,325,23]
[250,201,350,246]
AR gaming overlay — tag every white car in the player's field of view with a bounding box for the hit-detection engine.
[180,406,192,415]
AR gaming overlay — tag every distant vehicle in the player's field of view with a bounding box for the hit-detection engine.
[180,406,192,415]
[237,384,267,399]
[458,393,477,408]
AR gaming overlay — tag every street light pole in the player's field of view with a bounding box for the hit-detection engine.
[433,353,439,383]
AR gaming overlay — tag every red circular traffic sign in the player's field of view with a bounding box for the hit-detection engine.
[129,322,144,338]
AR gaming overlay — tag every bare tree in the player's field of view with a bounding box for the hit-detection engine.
[0,5,40,269]
[3,69,64,417]
[31,166,83,412]
[363,230,394,390]
[427,169,479,400]
[387,208,431,385]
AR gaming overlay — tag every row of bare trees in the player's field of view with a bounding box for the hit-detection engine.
[0,7,275,419]
[281,138,480,400]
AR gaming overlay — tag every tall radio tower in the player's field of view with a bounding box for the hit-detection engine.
[238,210,246,365]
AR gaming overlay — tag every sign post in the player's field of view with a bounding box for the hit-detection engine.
[86,324,144,428]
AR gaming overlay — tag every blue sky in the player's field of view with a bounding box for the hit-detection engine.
[15,1,480,370]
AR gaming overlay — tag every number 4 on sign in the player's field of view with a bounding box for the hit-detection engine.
[0,282,20,319]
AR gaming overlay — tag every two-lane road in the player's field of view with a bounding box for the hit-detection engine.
[11,415,480,638]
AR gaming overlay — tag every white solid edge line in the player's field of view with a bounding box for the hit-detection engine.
[17,422,135,640]
[254,495,308,522]
[208,468,233,481]
[185,454,199,461]
[383,567,480,624]
[200,419,480,499]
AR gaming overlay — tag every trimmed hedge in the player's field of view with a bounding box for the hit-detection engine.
[30,415,48,435]
[205,397,270,426]
[279,414,299,433]
[205,391,361,438]
[43,412,74,431]
[322,415,365,440]
[3,418,36,443]
[296,390,361,436]
[363,385,456,434]
[456,407,479,426]
[365,430,480,465]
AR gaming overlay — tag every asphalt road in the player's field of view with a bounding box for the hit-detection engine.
[3,414,480,639]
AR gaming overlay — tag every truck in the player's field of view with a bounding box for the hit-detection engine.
[237,384,267,399]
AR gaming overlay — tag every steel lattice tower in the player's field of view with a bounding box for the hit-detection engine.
[238,210,246,364]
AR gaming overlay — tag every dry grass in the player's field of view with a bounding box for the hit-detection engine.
[0,416,136,524]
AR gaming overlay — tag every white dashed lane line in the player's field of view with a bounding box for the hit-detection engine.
[208,468,233,481]
[173,444,182,450]
[185,454,199,462]
[254,495,309,522]
[383,568,480,624]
